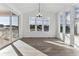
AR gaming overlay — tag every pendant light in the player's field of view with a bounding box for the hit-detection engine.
[36,3,42,17]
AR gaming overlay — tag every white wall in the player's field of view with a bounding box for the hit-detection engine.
[19,10,57,38]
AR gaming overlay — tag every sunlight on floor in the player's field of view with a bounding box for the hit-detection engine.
[44,40,74,49]
[0,45,17,56]
[13,40,47,56]
[0,40,47,56]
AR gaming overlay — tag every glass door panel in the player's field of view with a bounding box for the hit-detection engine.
[74,21,79,48]
[0,16,11,48]
[65,12,70,45]
[12,16,19,41]
[59,15,63,40]
[74,7,79,48]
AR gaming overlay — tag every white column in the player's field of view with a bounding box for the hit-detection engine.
[19,15,24,38]
[62,13,66,42]
[70,8,75,47]
[57,14,61,39]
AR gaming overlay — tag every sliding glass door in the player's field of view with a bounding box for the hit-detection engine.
[59,12,70,45]
[0,16,11,48]
[74,7,79,48]
[0,16,19,49]
[59,15,63,40]
[65,12,70,45]
[12,16,19,41]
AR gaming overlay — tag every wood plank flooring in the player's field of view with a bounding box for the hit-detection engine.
[21,38,79,56]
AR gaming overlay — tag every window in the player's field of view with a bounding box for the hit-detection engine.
[36,18,42,31]
[65,12,70,34]
[29,17,36,31]
[30,25,35,31]
[44,25,49,31]
[37,25,42,31]
[43,19,49,32]
[60,15,63,32]
[75,8,79,18]
[29,17,49,32]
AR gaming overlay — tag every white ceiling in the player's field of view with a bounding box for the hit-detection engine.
[0,4,10,12]
[2,3,76,14]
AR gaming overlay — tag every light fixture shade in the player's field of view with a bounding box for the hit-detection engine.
[36,12,42,17]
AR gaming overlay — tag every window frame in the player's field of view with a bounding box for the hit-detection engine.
[29,17,50,32]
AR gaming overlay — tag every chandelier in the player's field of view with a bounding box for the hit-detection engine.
[36,3,42,17]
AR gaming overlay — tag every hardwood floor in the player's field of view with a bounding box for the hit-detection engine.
[21,38,79,56]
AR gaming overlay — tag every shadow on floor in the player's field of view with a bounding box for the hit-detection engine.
[11,44,23,56]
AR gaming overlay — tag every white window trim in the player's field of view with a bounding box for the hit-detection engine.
[29,17,50,32]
